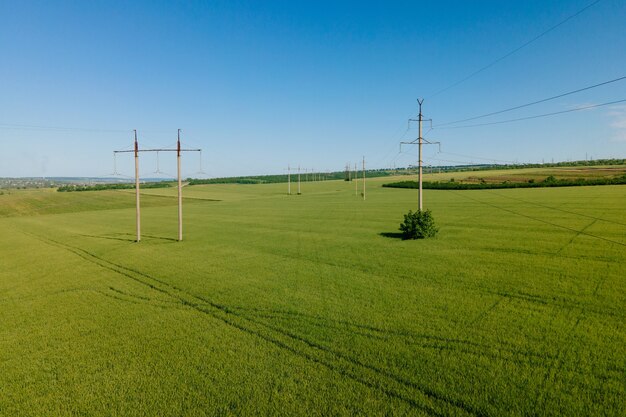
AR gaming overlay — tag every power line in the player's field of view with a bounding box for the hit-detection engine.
[0,123,131,133]
[436,75,626,127]
[428,0,603,99]
[0,123,178,135]
[438,151,517,165]
[399,149,517,166]
[424,156,489,166]
[373,122,414,167]
[435,99,626,129]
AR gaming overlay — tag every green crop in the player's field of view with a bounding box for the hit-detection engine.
[1,174,624,416]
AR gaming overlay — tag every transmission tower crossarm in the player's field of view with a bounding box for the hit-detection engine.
[114,148,201,153]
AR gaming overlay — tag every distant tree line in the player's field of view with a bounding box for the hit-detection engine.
[57,182,172,192]
[187,176,285,185]
[436,158,626,173]
[187,170,396,185]
[186,159,626,186]
[383,174,626,190]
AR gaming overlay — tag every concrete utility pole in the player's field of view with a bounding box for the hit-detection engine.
[297,165,301,195]
[418,101,423,210]
[177,129,183,241]
[401,99,439,211]
[114,130,201,242]
[287,164,291,195]
[354,163,358,196]
[362,156,366,200]
[134,130,141,242]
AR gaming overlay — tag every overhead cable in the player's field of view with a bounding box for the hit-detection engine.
[436,75,626,127]
[435,99,626,129]
[439,151,517,164]
[0,123,130,133]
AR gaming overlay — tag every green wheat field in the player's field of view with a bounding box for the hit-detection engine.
[1,174,625,416]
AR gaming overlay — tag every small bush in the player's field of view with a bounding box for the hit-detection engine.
[399,209,438,240]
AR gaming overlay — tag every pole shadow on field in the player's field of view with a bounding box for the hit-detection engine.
[79,233,178,243]
[379,232,404,239]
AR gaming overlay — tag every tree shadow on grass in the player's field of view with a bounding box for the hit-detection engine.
[379,232,404,239]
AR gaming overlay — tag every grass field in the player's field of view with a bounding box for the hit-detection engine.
[1,173,625,416]
[419,165,626,184]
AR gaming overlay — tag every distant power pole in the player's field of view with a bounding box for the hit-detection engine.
[297,165,301,194]
[287,164,291,195]
[362,156,366,200]
[354,163,358,196]
[401,99,439,211]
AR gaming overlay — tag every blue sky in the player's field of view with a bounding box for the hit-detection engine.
[1,0,625,177]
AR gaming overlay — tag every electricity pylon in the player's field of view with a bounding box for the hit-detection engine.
[400,99,440,210]
[114,130,201,242]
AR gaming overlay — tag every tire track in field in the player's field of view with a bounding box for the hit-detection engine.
[489,290,625,320]
[24,232,486,417]
[447,191,626,248]
[486,191,626,227]
[466,297,507,328]
[0,288,88,304]
[0,287,170,308]
[592,263,612,296]
[237,306,555,363]
[555,219,598,254]
[532,310,585,414]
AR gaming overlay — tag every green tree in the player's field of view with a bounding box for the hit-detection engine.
[399,209,438,239]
